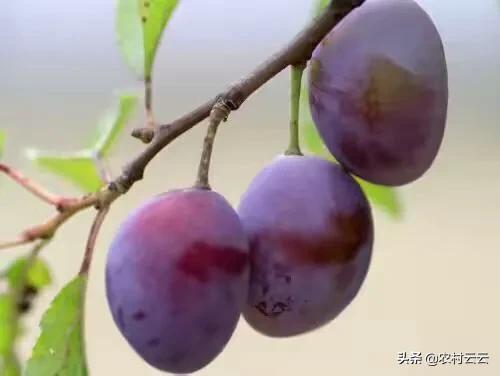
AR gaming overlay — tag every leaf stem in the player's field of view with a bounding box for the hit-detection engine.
[145,75,154,128]
[93,154,113,183]
[131,75,156,143]
[285,63,306,155]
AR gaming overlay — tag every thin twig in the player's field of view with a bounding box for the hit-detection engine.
[0,238,32,250]
[0,163,70,207]
[0,193,103,250]
[79,206,110,276]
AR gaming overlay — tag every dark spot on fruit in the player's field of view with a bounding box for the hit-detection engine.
[143,1,150,7]
[177,242,248,282]
[277,207,371,265]
[147,337,160,347]
[132,311,146,321]
[255,300,292,318]
[142,16,147,23]
[117,307,125,330]
[271,302,291,316]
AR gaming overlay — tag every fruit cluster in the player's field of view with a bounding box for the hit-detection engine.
[105,0,448,373]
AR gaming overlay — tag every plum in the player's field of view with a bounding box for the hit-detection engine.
[238,155,373,337]
[105,188,249,373]
[309,0,448,186]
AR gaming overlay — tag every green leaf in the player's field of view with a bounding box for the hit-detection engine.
[0,355,21,376]
[26,150,103,193]
[0,130,5,159]
[356,179,403,219]
[116,0,180,78]
[141,0,180,77]
[5,258,52,291]
[26,93,137,192]
[116,0,145,76]
[299,70,403,219]
[0,295,17,356]
[26,276,88,376]
[92,94,138,156]
[0,294,21,376]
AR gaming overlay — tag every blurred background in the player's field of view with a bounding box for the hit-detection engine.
[1,0,499,375]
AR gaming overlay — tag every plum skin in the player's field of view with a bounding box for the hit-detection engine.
[105,188,249,374]
[309,0,448,186]
[238,155,373,337]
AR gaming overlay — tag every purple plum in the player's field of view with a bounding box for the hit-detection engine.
[105,188,249,373]
[238,155,373,337]
[309,0,448,186]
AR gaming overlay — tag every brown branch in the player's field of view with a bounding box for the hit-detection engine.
[0,193,103,250]
[79,206,110,276]
[0,163,72,207]
[122,0,364,188]
[0,0,363,251]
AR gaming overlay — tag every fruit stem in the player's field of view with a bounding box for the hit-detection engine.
[195,99,232,190]
[79,206,110,276]
[285,63,306,156]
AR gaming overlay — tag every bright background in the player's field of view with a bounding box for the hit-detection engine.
[1,0,499,375]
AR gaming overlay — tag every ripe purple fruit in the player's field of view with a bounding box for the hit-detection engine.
[238,155,373,337]
[309,0,448,186]
[105,189,249,373]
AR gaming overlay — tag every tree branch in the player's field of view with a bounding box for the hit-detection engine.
[122,0,364,187]
[0,194,101,250]
[0,0,364,251]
